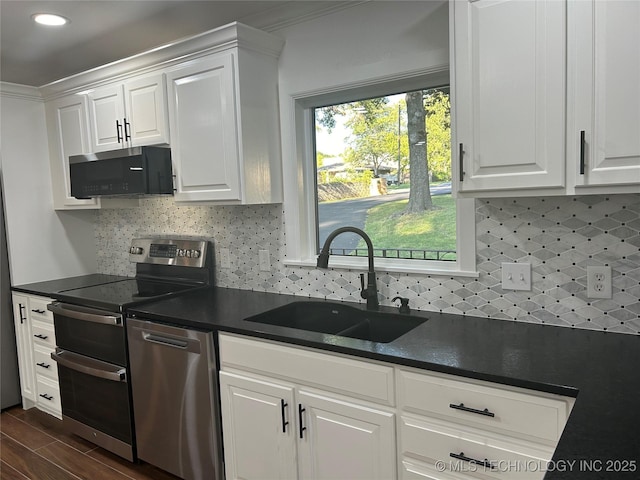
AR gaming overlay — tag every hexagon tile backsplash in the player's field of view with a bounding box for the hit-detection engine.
[95,193,640,335]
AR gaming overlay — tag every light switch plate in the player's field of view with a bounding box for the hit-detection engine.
[219,248,231,269]
[502,262,531,291]
[259,249,271,272]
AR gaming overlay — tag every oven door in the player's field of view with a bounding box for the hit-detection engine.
[52,348,134,460]
[47,302,126,365]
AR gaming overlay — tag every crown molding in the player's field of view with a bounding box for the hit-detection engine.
[0,82,43,102]
[38,22,285,100]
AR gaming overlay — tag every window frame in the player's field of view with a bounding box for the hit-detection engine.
[281,70,478,277]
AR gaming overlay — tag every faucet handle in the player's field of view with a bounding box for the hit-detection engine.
[359,273,367,300]
[392,296,410,314]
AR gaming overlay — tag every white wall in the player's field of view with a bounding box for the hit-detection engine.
[277,1,449,96]
[0,84,96,285]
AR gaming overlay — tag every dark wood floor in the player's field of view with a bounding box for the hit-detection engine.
[0,405,180,480]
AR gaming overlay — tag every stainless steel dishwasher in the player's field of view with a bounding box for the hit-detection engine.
[126,318,222,480]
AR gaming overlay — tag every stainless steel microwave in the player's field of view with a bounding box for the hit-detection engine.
[69,146,173,198]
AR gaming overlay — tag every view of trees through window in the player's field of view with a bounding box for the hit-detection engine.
[314,87,456,261]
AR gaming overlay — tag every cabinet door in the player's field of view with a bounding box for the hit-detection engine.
[88,84,126,152]
[454,0,566,193]
[123,73,169,147]
[297,389,396,480]
[11,294,35,402]
[569,0,640,187]
[219,371,297,480]
[46,95,100,209]
[166,53,242,202]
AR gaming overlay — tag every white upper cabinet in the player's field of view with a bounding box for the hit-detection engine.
[453,0,640,196]
[568,0,640,189]
[87,73,168,152]
[166,54,241,202]
[453,0,566,193]
[165,24,284,204]
[45,94,100,210]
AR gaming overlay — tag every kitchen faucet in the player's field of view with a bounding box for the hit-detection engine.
[317,226,379,310]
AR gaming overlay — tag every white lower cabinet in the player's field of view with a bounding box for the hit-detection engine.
[297,389,395,480]
[220,371,297,480]
[218,333,396,480]
[397,368,574,480]
[218,333,574,480]
[11,293,61,419]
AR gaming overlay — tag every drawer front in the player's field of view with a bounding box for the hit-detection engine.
[219,333,395,405]
[31,322,56,349]
[400,416,549,480]
[36,376,62,417]
[397,369,570,443]
[29,297,54,324]
[33,345,58,381]
[402,459,466,480]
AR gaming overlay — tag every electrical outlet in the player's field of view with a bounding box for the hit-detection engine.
[587,266,612,299]
[259,249,271,272]
[501,262,531,291]
[219,248,231,269]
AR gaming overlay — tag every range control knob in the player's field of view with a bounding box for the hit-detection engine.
[177,249,185,257]
[129,246,144,255]
[192,250,201,258]
[186,250,192,258]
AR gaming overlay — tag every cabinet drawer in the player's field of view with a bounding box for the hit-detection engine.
[402,458,466,480]
[33,345,58,381]
[219,333,395,405]
[397,369,572,444]
[400,415,549,480]
[29,297,54,323]
[36,376,62,416]
[31,322,56,349]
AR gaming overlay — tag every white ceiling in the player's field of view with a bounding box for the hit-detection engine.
[0,1,357,87]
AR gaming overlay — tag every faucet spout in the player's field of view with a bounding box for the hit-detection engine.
[317,227,379,310]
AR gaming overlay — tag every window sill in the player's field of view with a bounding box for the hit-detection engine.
[284,256,479,278]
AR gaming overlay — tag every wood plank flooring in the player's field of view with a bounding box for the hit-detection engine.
[0,406,180,480]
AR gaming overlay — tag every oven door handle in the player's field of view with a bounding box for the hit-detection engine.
[47,302,123,326]
[51,349,127,382]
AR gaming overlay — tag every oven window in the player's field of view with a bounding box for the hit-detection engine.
[58,366,132,443]
[54,315,127,365]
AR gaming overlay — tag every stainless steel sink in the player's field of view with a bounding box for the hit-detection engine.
[244,301,426,343]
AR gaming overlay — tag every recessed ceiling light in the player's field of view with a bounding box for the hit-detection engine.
[32,13,69,26]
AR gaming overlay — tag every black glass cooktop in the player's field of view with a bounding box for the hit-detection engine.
[55,278,202,312]
[13,274,131,297]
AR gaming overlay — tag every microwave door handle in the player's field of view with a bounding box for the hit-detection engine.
[51,349,126,382]
[47,302,122,326]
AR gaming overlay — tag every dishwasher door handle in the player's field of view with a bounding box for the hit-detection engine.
[134,327,202,354]
[143,333,189,349]
[51,349,127,382]
[47,302,123,326]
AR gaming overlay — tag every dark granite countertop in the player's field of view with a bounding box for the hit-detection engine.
[128,287,640,480]
[14,278,640,479]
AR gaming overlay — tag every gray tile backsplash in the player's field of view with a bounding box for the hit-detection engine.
[96,194,640,335]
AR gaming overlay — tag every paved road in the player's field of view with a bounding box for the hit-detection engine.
[318,183,451,251]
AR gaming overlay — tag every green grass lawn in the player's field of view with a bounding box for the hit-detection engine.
[358,194,457,260]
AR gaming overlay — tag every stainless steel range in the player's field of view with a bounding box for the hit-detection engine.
[47,237,213,462]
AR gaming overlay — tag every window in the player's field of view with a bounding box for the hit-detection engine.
[314,87,456,263]
[282,72,477,277]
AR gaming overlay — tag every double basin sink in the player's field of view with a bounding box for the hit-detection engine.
[244,301,426,343]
